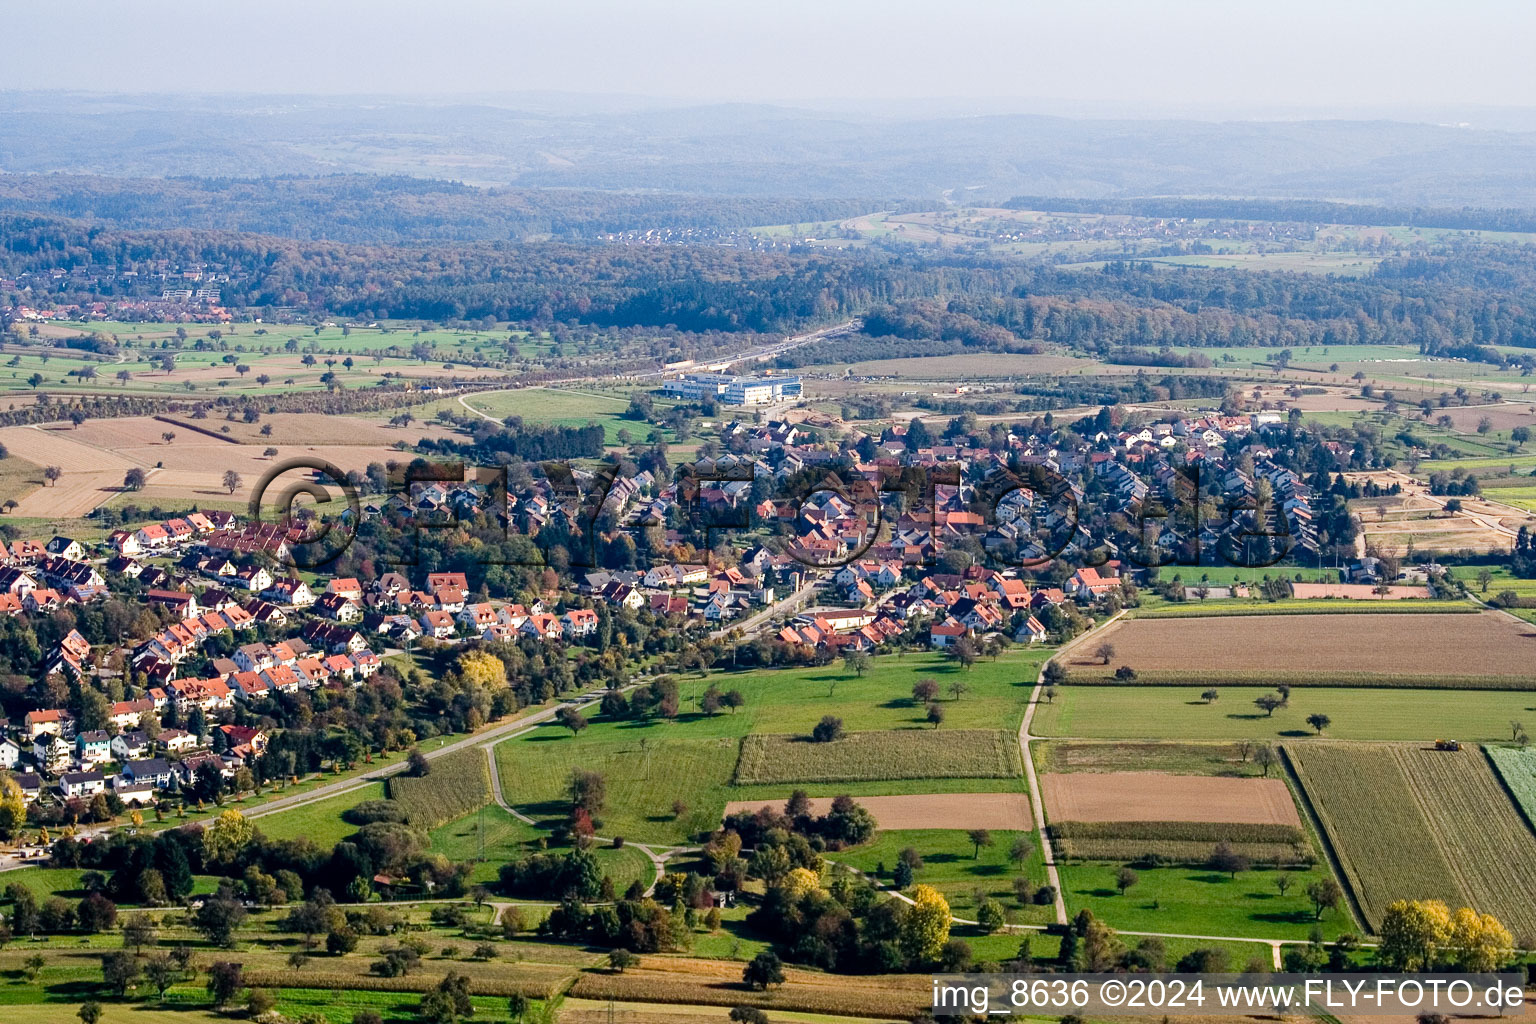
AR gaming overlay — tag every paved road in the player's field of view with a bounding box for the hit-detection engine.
[711,580,821,640]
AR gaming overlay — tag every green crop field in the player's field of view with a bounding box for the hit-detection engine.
[1487,746,1536,824]
[828,828,1053,924]
[734,729,1020,784]
[1032,686,1536,742]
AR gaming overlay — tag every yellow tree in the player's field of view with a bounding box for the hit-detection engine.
[454,649,509,690]
[1450,906,1514,972]
[900,884,952,964]
[203,808,255,861]
[781,867,821,903]
[1379,899,1452,969]
[0,774,24,840]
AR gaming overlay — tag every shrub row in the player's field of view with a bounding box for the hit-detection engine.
[1049,820,1304,844]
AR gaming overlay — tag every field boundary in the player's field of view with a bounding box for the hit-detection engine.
[1061,672,1536,689]
[154,413,245,444]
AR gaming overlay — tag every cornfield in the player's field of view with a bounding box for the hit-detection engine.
[386,747,492,829]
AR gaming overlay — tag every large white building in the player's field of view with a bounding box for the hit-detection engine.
[663,373,802,405]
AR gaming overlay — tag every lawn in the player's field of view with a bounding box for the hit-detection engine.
[0,868,221,904]
[1032,686,1536,742]
[1056,860,1351,941]
[494,650,1044,844]
[828,828,1054,925]
[254,781,386,847]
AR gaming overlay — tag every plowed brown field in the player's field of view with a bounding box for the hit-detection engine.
[1041,771,1300,826]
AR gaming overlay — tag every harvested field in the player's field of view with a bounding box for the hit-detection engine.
[557,999,905,1024]
[1040,772,1300,827]
[156,411,462,446]
[1286,743,1463,929]
[0,417,430,513]
[723,792,1033,831]
[568,955,931,1018]
[733,728,1021,784]
[1070,611,1536,684]
[1392,744,1536,940]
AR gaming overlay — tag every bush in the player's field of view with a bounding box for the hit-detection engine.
[811,716,844,743]
[344,800,407,826]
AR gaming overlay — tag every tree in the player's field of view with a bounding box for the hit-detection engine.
[730,1008,770,1024]
[1254,693,1283,717]
[101,950,140,997]
[194,893,247,947]
[1306,878,1344,920]
[947,679,970,701]
[1449,905,1514,971]
[926,703,945,728]
[506,994,530,1022]
[205,964,241,1007]
[1254,744,1278,777]
[811,715,844,742]
[743,950,785,990]
[952,636,978,669]
[143,954,178,1000]
[1477,568,1495,594]
[556,705,588,737]
[1113,665,1137,681]
[407,748,431,776]
[78,1003,102,1024]
[900,885,951,964]
[977,898,1006,934]
[609,948,636,972]
[222,470,241,494]
[1042,660,1068,687]
[1275,873,1294,898]
[568,769,606,815]
[967,829,993,859]
[44,465,62,487]
[1201,688,1219,703]
[124,467,147,491]
[203,808,254,860]
[421,973,475,1024]
[912,678,939,703]
[1094,642,1116,665]
[248,989,276,1017]
[121,915,157,952]
[1306,713,1331,735]
[1379,899,1452,969]
[842,650,871,677]
[1208,842,1250,879]
[892,859,913,889]
[1115,866,1139,895]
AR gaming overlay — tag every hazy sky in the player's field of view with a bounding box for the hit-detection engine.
[7,0,1535,115]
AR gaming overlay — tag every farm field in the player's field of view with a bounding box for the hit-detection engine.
[1487,746,1536,823]
[797,352,1101,379]
[387,746,493,829]
[1040,772,1300,826]
[1031,686,1536,742]
[1037,740,1270,777]
[724,793,1033,831]
[425,803,655,891]
[828,827,1053,923]
[1056,859,1352,941]
[1131,598,1474,618]
[1065,611,1536,684]
[495,650,1043,844]
[0,417,428,517]
[462,386,675,444]
[733,729,1020,784]
[1286,742,1536,936]
[1391,744,1536,940]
